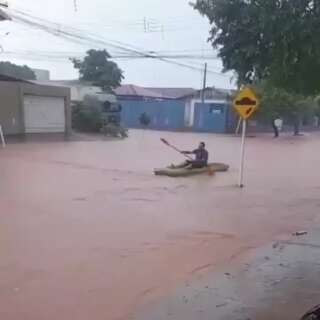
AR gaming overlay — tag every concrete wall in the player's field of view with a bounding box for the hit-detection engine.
[193,102,229,133]
[32,69,50,81]
[0,81,71,136]
[184,98,231,133]
[0,81,23,134]
[48,82,103,102]
[120,99,233,133]
[71,85,102,102]
[120,100,185,131]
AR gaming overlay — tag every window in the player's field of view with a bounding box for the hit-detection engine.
[209,104,224,114]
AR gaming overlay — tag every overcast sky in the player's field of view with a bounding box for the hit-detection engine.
[0,0,234,89]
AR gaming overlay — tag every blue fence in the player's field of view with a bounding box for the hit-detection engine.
[120,100,186,130]
[193,102,229,133]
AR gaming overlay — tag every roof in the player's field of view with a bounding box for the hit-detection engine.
[0,74,30,83]
[115,85,197,99]
[183,87,235,100]
[114,84,167,99]
[50,80,100,87]
[0,75,71,92]
[28,80,77,91]
[146,87,196,99]
[114,84,235,100]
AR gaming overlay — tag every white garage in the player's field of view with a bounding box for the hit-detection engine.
[23,95,66,133]
[0,75,71,136]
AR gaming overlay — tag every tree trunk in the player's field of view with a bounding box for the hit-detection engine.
[293,116,300,135]
[272,120,279,138]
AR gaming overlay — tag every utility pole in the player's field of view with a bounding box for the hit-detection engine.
[201,62,207,104]
[143,17,147,32]
[0,1,9,149]
[73,0,78,12]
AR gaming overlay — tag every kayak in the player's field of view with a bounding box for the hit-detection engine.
[154,162,229,177]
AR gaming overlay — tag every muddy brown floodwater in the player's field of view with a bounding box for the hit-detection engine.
[1,130,320,320]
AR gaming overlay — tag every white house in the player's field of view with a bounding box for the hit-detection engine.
[32,68,50,81]
[50,80,104,102]
[183,87,233,128]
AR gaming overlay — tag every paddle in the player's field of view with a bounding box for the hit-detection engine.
[160,138,193,160]
[160,138,215,176]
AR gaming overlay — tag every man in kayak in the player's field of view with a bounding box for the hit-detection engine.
[176,142,209,169]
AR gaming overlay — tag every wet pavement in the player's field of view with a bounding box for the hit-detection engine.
[1,130,320,320]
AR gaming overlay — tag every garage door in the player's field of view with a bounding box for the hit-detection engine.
[24,95,66,133]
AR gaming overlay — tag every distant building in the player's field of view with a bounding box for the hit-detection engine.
[182,87,235,133]
[115,84,196,101]
[115,84,164,101]
[32,68,50,81]
[115,84,235,133]
[49,80,104,102]
[115,85,194,131]
[146,87,196,100]
[0,75,71,136]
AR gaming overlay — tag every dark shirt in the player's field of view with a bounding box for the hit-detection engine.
[192,148,209,164]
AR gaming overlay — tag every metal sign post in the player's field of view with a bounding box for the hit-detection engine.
[238,119,247,188]
[0,125,6,148]
[233,87,260,188]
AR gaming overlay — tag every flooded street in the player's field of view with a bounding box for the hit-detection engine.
[1,130,320,320]
[135,230,320,320]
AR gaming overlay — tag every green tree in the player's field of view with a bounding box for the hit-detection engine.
[0,61,35,80]
[71,49,124,92]
[314,95,320,119]
[255,84,315,135]
[191,0,320,95]
[72,95,103,132]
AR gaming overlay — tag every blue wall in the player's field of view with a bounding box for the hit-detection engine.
[120,100,185,130]
[193,102,228,133]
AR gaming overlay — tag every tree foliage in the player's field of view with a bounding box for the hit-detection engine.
[257,86,302,120]
[71,49,124,92]
[0,61,35,80]
[192,0,320,95]
[72,102,103,132]
[253,83,316,134]
[314,95,320,118]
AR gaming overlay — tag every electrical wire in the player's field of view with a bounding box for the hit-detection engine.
[5,8,230,78]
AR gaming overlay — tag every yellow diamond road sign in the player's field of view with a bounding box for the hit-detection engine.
[234,87,259,120]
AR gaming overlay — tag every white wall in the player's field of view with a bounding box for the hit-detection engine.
[184,99,192,127]
[184,98,228,128]
[71,85,103,101]
[32,69,50,81]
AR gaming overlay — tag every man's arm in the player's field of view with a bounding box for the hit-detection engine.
[182,150,196,155]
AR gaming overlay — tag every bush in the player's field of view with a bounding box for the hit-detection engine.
[72,103,103,132]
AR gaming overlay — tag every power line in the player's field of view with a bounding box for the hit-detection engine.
[0,50,219,60]
[1,50,226,75]
[5,8,230,78]
[12,4,208,34]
